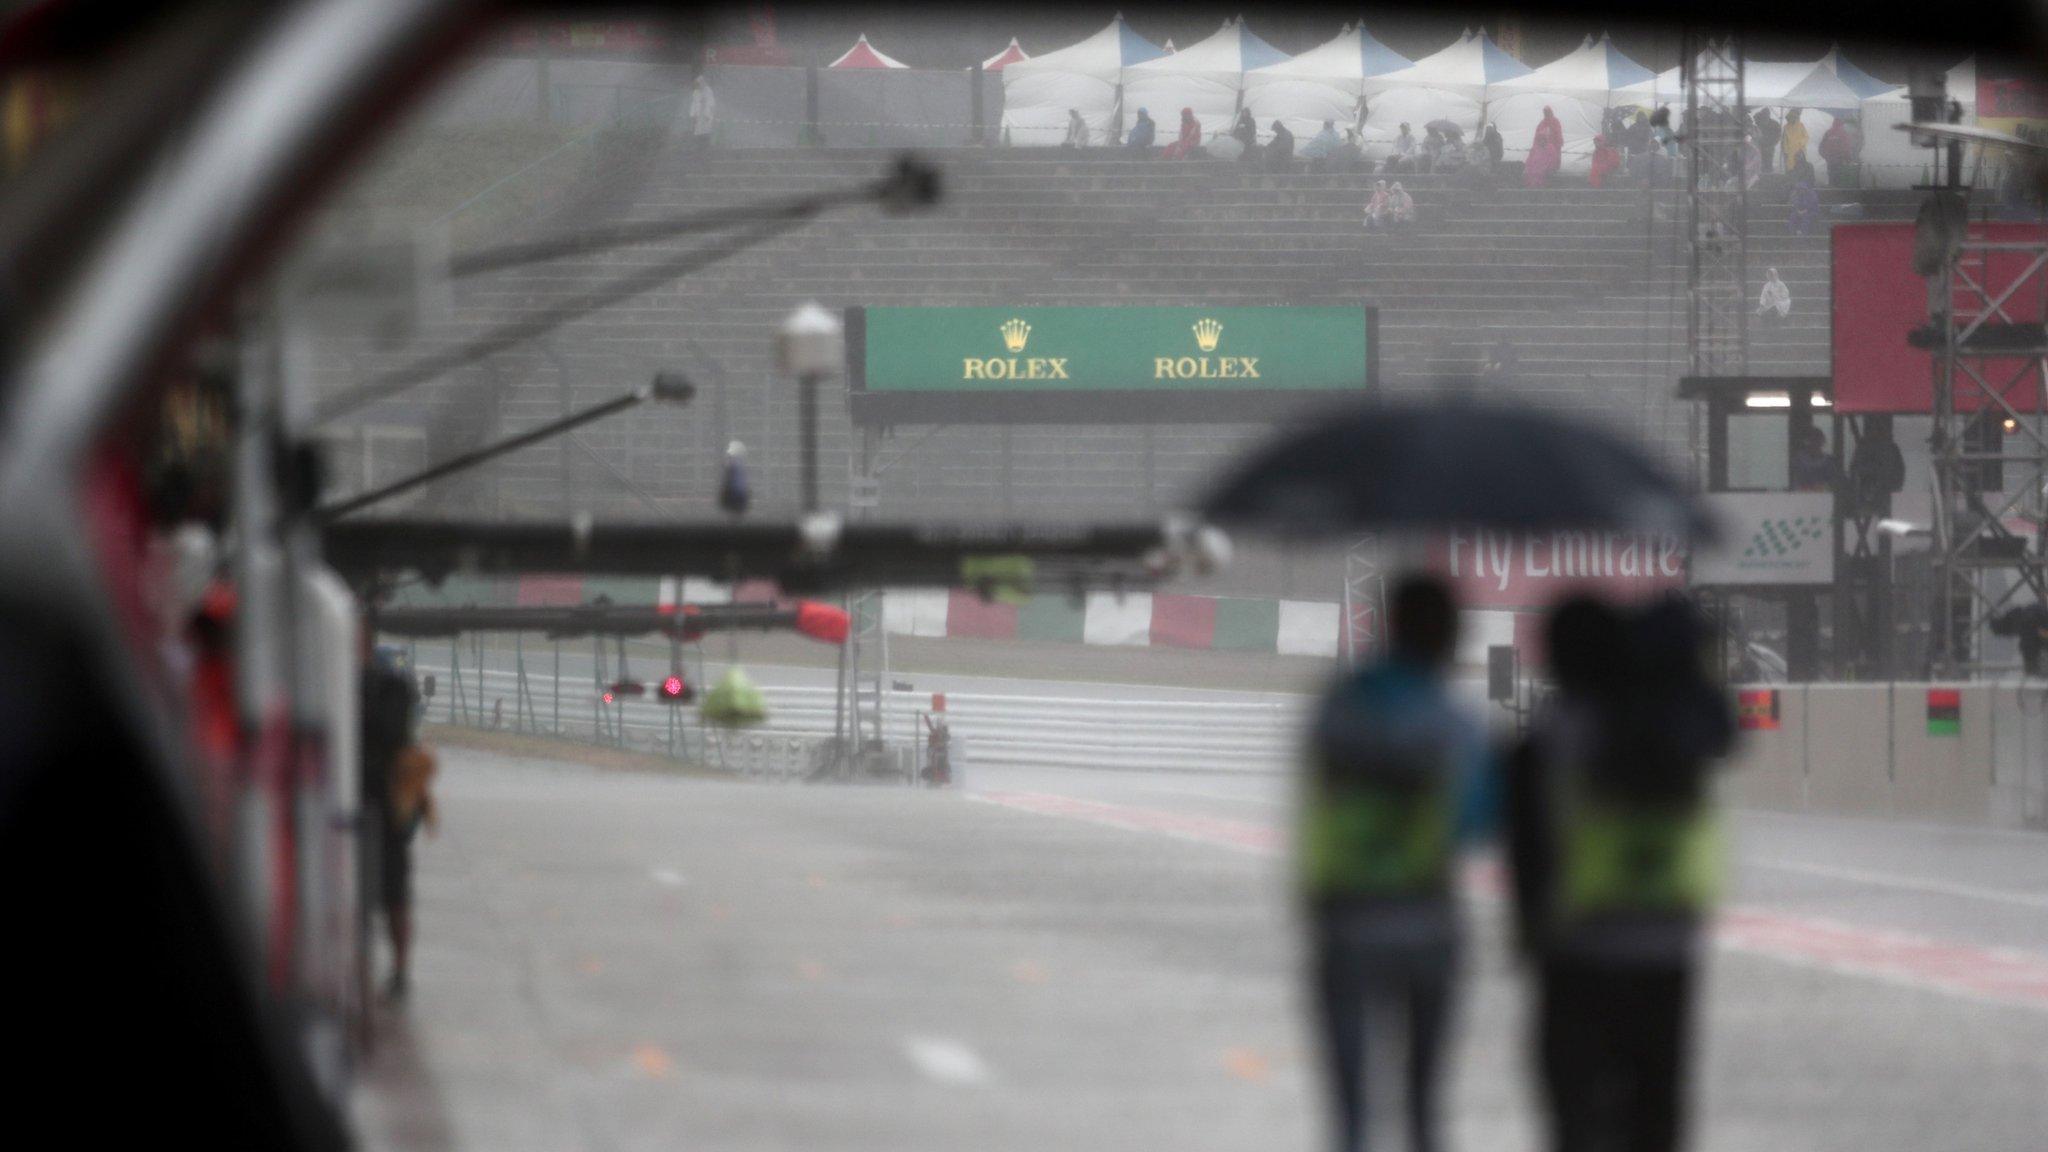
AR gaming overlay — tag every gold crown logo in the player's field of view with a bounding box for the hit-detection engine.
[1192,317,1223,352]
[1000,318,1032,353]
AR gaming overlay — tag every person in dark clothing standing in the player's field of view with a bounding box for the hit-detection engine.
[361,636,424,999]
[1266,120,1296,171]
[1752,107,1780,174]
[1302,576,1497,1152]
[1508,596,1734,1152]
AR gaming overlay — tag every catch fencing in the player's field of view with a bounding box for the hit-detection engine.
[406,637,1309,781]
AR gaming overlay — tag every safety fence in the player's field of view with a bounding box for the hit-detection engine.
[403,635,1309,782]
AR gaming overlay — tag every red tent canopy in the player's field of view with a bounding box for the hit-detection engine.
[828,33,908,69]
[981,37,1029,71]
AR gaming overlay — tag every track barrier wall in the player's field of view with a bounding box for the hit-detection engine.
[1724,683,2048,830]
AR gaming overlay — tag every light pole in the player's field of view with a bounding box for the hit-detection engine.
[778,302,843,515]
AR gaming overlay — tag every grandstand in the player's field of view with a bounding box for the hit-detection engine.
[411,143,1888,540]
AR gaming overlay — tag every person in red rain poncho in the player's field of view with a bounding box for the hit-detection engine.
[1589,133,1621,188]
[1161,107,1203,160]
[1524,105,1564,188]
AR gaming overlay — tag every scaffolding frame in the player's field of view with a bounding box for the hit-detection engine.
[1684,33,1748,488]
[1926,229,2048,674]
[1341,535,1384,663]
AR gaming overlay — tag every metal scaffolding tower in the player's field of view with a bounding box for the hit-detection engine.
[835,426,890,767]
[1341,535,1384,663]
[1925,217,2048,674]
[1684,33,1748,483]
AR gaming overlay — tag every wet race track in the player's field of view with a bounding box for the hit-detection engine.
[354,741,2048,1152]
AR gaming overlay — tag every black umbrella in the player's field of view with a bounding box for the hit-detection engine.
[1424,119,1465,140]
[1200,400,1715,541]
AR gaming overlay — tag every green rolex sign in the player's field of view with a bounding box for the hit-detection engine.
[846,306,1376,424]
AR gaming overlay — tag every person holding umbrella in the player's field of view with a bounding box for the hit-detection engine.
[1300,574,1498,1152]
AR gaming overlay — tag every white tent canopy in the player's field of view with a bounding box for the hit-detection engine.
[1122,16,1290,140]
[1612,59,1863,112]
[1820,44,1894,99]
[1489,32,1655,171]
[1001,13,1165,146]
[1242,22,1411,140]
[1861,57,1979,188]
[1357,29,1532,159]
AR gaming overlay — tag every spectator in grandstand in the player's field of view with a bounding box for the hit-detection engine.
[1388,122,1418,173]
[1780,108,1810,174]
[689,74,716,149]
[1421,125,1445,173]
[1125,107,1157,153]
[1820,115,1862,188]
[1756,267,1792,326]
[1482,121,1505,169]
[1162,107,1203,160]
[1300,120,1340,168]
[1652,106,1680,156]
[1266,120,1296,171]
[1524,106,1564,188]
[1788,148,1818,189]
[1364,180,1392,232]
[1331,128,1365,172]
[1742,133,1763,190]
[1788,179,1822,235]
[1232,109,1260,163]
[1753,107,1781,174]
[1439,133,1469,175]
[1062,108,1090,148]
[1389,181,1417,227]
[1621,108,1651,158]
[1589,134,1622,189]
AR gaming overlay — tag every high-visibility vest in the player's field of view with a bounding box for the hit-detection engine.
[1556,777,1721,920]
[1300,782,1454,898]
[1300,722,1458,899]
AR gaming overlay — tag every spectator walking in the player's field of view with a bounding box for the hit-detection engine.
[1266,119,1296,171]
[1788,179,1821,235]
[1524,106,1564,188]
[1756,267,1791,325]
[1780,108,1810,174]
[1125,107,1157,153]
[1752,107,1780,173]
[1161,107,1203,160]
[1508,596,1732,1152]
[689,74,716,148]
[1061,108,1090,148]
[1301,576,1497,1152]
[1589,134,1622,188]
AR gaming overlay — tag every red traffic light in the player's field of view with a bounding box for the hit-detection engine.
[658,673,694,703]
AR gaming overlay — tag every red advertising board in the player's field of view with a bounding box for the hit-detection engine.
[1428,529,1687,610]
[1832,222,2048,414]
[1737,689,1781,730]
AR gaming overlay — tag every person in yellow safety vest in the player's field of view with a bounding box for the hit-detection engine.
[1507,594,1734,1152]
[1300,575,1498,1152]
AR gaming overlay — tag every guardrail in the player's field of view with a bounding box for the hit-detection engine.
[411,652,1309,777]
